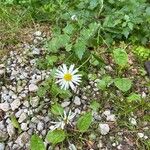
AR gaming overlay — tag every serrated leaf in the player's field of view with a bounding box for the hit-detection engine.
[51,103,64,116]
[74,40,86,59]
[114,78,132,92]
[127,93,141,102]
[46,130,66,145]
[30,134,45,150]
[113,48,128,67]
[77,112,92,132]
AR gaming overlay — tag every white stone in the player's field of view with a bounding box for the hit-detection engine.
[15,132,29,147]
[141,92,146,98]
[102,110,111,116]
[32,48,40,55]
[10,99,21,111]
[137,133,144,138]
[30,96,39,107]
[129,117,137,126]
[0,143,5,150]
[7,123,15,137]
[61,101,70,107]
[0,69,5,75]
[99,123,110,135]
[144,135,148,139]
[37,122,44,131]
[18,112,27,123]
[21,123,28,131]
[23,101,29,107]
[0,103,10,111]
[15,109,23,118]
[28,84,38,92]
[34,31,42,36]
[74,96,81,105]
[106,114,116,122]
[0,121,5,130]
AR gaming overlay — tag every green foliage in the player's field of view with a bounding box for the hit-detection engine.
[90,100,101,111]
[46,130,66,145]
[30,134,45,150]
[97,75,112,90]
[51,103,64,116]
[10,115,22,133]
[114,78,132,92]
[113,48,128,67]
[77,112,93,132]
[127,93,141,102]
[133,46,150,60]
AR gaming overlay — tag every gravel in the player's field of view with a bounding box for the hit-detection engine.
[99,123,110,135]
[74,96,81,105]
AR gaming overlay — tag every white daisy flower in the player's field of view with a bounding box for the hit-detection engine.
[50,110,76,131]
[55,64,82,90]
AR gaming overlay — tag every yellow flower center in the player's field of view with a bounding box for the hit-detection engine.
[64,73,72,81]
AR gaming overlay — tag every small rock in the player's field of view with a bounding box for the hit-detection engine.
[15,132,29,147]
[0,69,5,75]
[34,31,42,36]
[0,121,5,130]
[32,48,40,55]
[21,123,28,131]
[0,103,10,111]
[0,143,5,150]
[0,131,8,142]
[99,123,110,135]
[7,123,15,137]
[18,112,27,123]
[37,122,44,131]
[106,114,116,122]
[129,117,137,126]
[74,96,81,105]
[61,101,70,107]
[137,133,144,138]
[29,84,38,92]
[102,110,111,116]
[30,96,39,107]
[10,99,21,111]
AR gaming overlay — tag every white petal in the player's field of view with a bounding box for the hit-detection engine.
[72,80,80,85]
[62,64,68,74]
[71,68,78,75]
[64,82,69,90]
[68,64,75,74]
[61,80,66,89]
[69,81,75,90]
[56,79,63,84]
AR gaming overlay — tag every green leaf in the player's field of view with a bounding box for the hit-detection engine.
[51,103,64,116]
[46,55,58,66]
[114,78,132,92]
[74,40,86,59]
[97,76,113,90]
[10,115,22,133]
[30,134,45,150]
[77,112,93,132]
[90,100,100,111]
[47,34,70,53]
[127,93,141,102]
[63,24,74,35]
[46,130,66,145]
[97,80,107,90]
[113,48,128,67]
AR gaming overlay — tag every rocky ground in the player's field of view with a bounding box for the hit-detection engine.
[0,29,149,150]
